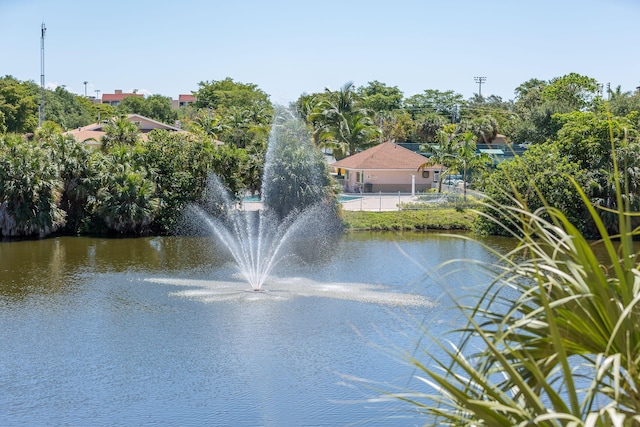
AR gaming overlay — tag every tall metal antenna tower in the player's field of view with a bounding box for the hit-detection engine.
[474,76,486,97]
[39,22,46,127]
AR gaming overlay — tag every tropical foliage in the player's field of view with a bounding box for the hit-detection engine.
[92,154,159,235]
[448,131,491,200]
[44,86,95,130]
[1,72,640,241]
[0,123,219,237]
[101,115,141,150]
[0,75,38,134]
[37,125,99,234]
[315,81,381,159]
[194,77,273,116]
[141,130,217,233]
[397,135,640,425]
[418,124,458,193]
[2,61,640,427]
[0,134,65,237]
[118,94,178,125]
[476,142,590,236]
[477,109,640,238]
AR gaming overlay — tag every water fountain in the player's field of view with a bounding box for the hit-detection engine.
[186,113,342,292]
[148,112,433,308]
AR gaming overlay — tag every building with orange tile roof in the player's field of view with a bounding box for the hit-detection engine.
[331,141,441,193]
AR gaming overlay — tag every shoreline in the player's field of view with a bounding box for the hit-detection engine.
[341,209,477,232]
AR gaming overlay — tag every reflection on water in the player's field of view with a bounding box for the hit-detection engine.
[0,237,80,297]
[0,231,517,426]
[0,236,230,298]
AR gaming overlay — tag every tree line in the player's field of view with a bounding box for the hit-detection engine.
[1,73,639,239]
[287,74,640,239]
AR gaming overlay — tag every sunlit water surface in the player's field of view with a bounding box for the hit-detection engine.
[0,232,508,426]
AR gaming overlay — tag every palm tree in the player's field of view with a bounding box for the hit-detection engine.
[101,115,141,150]
[298,94,333,147]
[451,131,491,200]
[331,110,380,160]
[95,161,160,235]
[317,81,359,121]
[223,106,254,148]
[418,124,457,193]
[0,134,65,237]
[191,109,228,140]
[41,131,99,233]
[318,82,380,158]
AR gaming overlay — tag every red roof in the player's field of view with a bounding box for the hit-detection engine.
[332,141,436,170]
[102,92,143,102]
[178,94,196,102]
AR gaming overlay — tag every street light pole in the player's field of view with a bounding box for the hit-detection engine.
[39,22,46,127]
[84,81,88,97]
[474,76,486,97]
[95,89,101,121]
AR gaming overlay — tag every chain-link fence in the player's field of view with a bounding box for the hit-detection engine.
[339,189,483,211]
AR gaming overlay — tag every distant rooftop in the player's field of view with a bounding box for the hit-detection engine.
[101,89,143,106]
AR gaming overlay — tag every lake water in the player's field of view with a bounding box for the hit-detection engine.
[0,232,509,426]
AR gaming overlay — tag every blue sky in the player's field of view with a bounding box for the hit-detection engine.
[1,0,638,105]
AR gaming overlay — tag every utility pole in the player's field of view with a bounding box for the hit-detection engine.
[39,22,46,127]
[474,76,486,97]
[84,81,88,97]
[95,89,101,121]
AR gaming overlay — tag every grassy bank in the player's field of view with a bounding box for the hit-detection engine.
[342,209,477,231]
